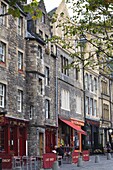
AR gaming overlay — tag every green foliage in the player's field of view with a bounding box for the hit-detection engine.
[1,0,40,19]
[50,0,113,74]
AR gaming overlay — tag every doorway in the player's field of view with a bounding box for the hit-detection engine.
[39,132,43,156]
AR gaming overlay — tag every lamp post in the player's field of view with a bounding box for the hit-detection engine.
[79,34,87,149]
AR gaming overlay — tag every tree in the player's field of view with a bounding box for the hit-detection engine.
[0,0,41,19]
[50,0,113,74]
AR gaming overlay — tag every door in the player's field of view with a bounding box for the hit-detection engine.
[19,128,25,156]
[39,133,43,156]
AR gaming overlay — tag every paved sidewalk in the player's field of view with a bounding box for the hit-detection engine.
[59,155,113,170]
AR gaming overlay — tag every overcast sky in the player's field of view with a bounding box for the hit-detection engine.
[44,0,62,12]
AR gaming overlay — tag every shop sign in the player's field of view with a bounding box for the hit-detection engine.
[72,152,79,164]
[82,150,89,161]
[43,153,57,168]
[71,119,84,126]
[10,120,25,126]
[86,119,99,126]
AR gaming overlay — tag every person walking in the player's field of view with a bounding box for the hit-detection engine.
[106,142,111,153]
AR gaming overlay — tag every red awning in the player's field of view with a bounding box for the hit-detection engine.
[60,118,87,135]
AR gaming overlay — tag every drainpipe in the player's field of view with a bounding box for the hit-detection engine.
[109,79,112,144]
[55,44,58,145]
[109,79,112,128]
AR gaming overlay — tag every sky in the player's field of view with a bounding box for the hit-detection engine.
[44,0,62,12]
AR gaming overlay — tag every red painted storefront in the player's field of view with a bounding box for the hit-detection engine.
[45,127,57,153]
[0,115,29,169]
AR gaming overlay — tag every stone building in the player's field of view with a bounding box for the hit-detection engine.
[49,0,87,152]
[25,0,57,156]
[0,2,113,168]
[0,0,28,168]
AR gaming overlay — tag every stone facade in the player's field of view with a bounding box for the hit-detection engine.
[0,0,113,159]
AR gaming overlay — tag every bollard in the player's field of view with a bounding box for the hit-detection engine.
[52,161,59,170]
[107,153,111,160]
[95,155,100,163]
[77,157,83,167]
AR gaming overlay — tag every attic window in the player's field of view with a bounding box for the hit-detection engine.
[41,12,45,23]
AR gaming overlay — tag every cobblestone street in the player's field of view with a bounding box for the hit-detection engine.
[59,155,113,170]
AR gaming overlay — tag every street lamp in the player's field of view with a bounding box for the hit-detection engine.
[79,34,87,120]
[79,34,87,149]
[109,129,112,134]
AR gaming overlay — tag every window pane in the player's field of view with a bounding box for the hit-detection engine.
[0,84,5,108]
[0,41,6,62]
[45,67,49,86]
[17,90,23,112]
[45,99,50,119]
[18,51,23,70]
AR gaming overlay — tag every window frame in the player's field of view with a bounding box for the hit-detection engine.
[0,2,7,26]
[94,100,97,117]
[85,96,89,115]
[61,89,70,111]
[29,106,34,120]
[0,83,5,108]
[17,17,23,36]
[41,12,45,23]
[61,55,69,76]
[90,98,93,115]
[0,41,6,63]
[45,67,49,86]
[45,99,50,119]
[39,78,43,95]
[17,90,23,112]
[37,45,43,59]
[18,51,23,71]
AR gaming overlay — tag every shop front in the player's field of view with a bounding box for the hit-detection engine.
[0,115,29,169]
[45,126,57,153]
[58,118,86,152]
[99,120,112,147]
[85,119,99,151]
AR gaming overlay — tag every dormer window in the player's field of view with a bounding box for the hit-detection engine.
[41,12,45,23]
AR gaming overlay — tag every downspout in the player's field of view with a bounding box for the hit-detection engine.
[109,79,112,128]
[55,44,58,145]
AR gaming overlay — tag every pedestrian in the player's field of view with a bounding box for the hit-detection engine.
[106,142,111,153]
[54,145,64,158]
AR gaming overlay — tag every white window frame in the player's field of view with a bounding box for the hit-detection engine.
[94,100,97,116]
[89,75,93,91]
[61,89,70,111]
[18,51,23,70]
[41,12,45,23]
[17,90,23,112]
[37,45,43,59]
[76,96,81,114]
[0,83,5,108]
[85,73,89,90]
[45,67,49,86]
[0,2,7,26]
[29,106,34,120]
[17,17,23,36]
[0,41,6,62]
[85,97,89,115]
[94,77,97,93]
[90,98,93,115]
[45,99,50,119]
